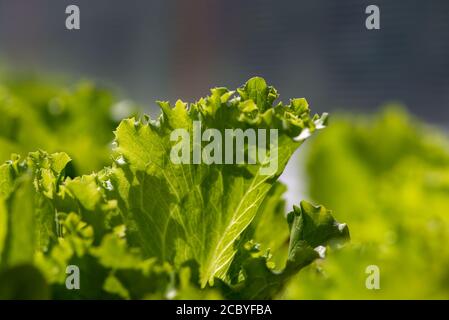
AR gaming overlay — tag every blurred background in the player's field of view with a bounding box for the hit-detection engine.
[1,0,449,299]
[1,0,448,124]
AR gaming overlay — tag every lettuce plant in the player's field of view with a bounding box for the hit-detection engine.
[0,77,349,299]
[0,76,138,175]
[287,107,449,299]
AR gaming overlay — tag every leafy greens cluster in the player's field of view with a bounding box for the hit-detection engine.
[0,75,138,175]
[286,107,449,299]
[0,77,349,299]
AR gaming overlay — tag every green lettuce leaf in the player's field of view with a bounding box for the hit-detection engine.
[221,201,349,299]
[0,151,72,267]
[106,77,328,286]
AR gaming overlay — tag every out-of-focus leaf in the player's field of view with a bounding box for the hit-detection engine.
[0,78,138,175]
[0,265,49,299]
[290,106,449,299]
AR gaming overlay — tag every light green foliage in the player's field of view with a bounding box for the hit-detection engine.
[287,106,449,299]
[0,76,138,175]
[0,77,348,299]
